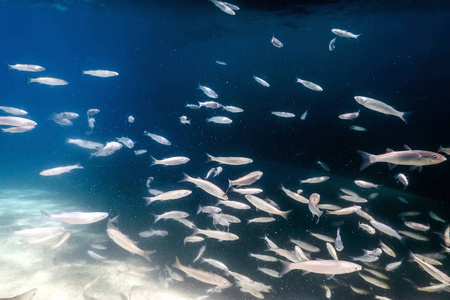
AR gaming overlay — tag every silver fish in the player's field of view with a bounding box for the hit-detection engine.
[253,76,270,87]
[143,131,171,145]
[82,70,118,77]
[279,259,361,276]
[198,84,218,98]
[296,78,323,91]
[332,29,361,39]
[9,63,45,72]
[172,256,231,287]
[354,96,410,124]
[28,77,68,86]
[271,36,283,48]
[39,164,83,176]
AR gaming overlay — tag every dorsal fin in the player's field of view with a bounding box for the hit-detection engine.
[403,145,412,151]
[386,148,394,153]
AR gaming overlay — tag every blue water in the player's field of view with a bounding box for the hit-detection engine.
[1,1,450,299]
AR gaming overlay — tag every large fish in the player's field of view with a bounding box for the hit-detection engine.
[354,96,410,124]
[279,259,362,277]
[0,289,37,300]
[357,145,446,171]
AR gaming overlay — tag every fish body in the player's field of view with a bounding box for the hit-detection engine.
[39,164,83,176]
[328,205,361,215]
[215,60,227,65]
[181,172,228,199]
[357,146,446,170]
[139,229,168,238]
[395,173,408,188]
[144,131,171,145]
[272,111,295,118]
[41,211,108,224]
[209,0,236,15]
[198,101,221,108]
[192,227,239,241]
[317,161,330,172]
[207,116,232,124]
[300,176,329,184]
[354,180,380,189]
[0,116,36,127]
[247,217,276,224]
[0,106,28,115]
[229,171,263,188]
[350,125,366,131]
[205,166,223,179]
[279,259,361,276]
[173,256,232,287]
[300,110,308,120]
[151,156,190,166]
[332,29,361,39]
[253,76,270,87]
[339,111,359,120]
[116,137,135,148]
[359,222,376,234]
[13,226,64,239]
[329,37,336,51]
[134,149,147,155]
[9,63,45,72]
[222,105,243,113]
[370,220,402,240]
[271,36,283,48]
[28,77,68,86]
[91,141,122,157]
[153,211,189,223]
[179,115,191,125]
[198,84,218,98]
[1,126,35,133]
[308,193,323,223]
[87,109,100,116]
[296,78,323,91]
[279,184,309,204]
[206,153,252,165]
[335,228,344,251]
[245,195,291,220]
[144,190,192,205]
[410,252,450,285]
[82,70,118,77]
[354,96,410,123]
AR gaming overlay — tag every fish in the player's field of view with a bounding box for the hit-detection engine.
[192,226,239,241]
[228,171,263,188]
[13,227,65,239]
[317,161,330,172]
[370,220,402,240]
[271,36,283,48]
[359,222,376,234]
[41,211,108,224]
[143,131,171,145]
[0,116,36,127]
[222,105,243,113]
[308,193,323,223]
[28,77,68,86]
[87,109,100,116]
[153,211,189,223]
[354,96,410,124]
[209,0,236,15]
[184,236,204,244]
[326,243,338,260]
[410,252,450,285]
[143,190,192,205]
[206,116,232,124]
[206,153,252,165]
[128,115,135,123]
[82,70,119,77]
[217,200,251,210]
[107,219,153,261]
[198,84,218,98]
[357,145,446,170]
[197,205,222,214]
[300,176,329,184]
[279,259,362,276]
[116,137,135,148]
[249,253,279,262]
[398,230,429,241]
[139,229,168,238]
[179,115,191,125]
[395,173,408,188]
[50,232,71,250]
[151,156,190,166]
[429,211,447,223]
[329,37,336,51]
[331,29,361,39]
[300,109,308,120]
[247,217,276,224]
[134,149,147,155]
[338,110,360,120]
[0,288,37,300]
[172,256,232,287]
[279,184,309,204]
[181,172,228,200]
[335,228,344,251]
[90,141,123,157]
[193,245,206,263]
[186,103,200,109]
[385,260,402,271]
[87,250,107,261]
[39,164,83,176]
[205,166,223,179]
[0,106,28,115]
[358,273,390,289]
[296,78,323,91]
[165,265,184,281]
[215,60,227,66]
[327,205,361,215]
[230,187,263,195]
[379,241,396,258]
[253,76,270,87]
[9,63,45,72]
[245,195,291,220]
[307,231,335,243]
[444,226,450,246]
[271,111,295,118]
[1,126,35,133]
[354,180,380,189]
[349,125,366,131]
[201,257,230,274]
[258,267,280,278]
[404,221,429,232]
[198,101,221,108]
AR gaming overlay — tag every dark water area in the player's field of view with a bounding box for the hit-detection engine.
[0,0,450,299]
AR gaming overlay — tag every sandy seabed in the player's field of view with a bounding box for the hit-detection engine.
[0,189,206,300]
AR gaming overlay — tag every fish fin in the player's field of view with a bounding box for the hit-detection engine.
[226,179,233,192]
[143,197,153,206]
[143,251,154,262]
[356,150,374,170]
[401,111,413,124]
[205,153,214,163]
[387,163,397,170]
[302,271,310,275]
[179,172,191,183]
[40,210,51,223]
[191,226,199,236]
[150,156,158,166]
[325,274,335,280]
[403,145,412,151]
[172,256,182,269]
[282,210,293,221]
[197,205,202,215]
[279,183,285,191]
[26,77,33,84]
[7,64,12,71]
[385,148,394,153]
[409,165,422,172]
[152,214,160,224]
[110,215,120,224]
[278,259,292,277]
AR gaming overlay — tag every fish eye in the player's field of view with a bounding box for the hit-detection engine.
[432,155,437,160]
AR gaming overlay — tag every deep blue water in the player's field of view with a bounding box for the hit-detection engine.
[1,1,450,299]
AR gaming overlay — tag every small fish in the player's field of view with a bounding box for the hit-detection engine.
[247,217,276,224]
[82,70,118,77]
[128,115,135,123]
[328,205,361,215]
[317,161,330,172]
[429,211,447,223]
[184,236,204,244]
[379,241,396,258]
[359,222,376,234]
[9,63,45,72]
[253,76,270,87]
[370,220,402,240]
[335,228,344,251]
[41,211,108,224]
[181,172,228,200]
[151,156,190,166]
[172,256,232,287]
[87,109,100,116]
[179,115,191,125]
[409,252,450,285]
[385,260,402,271]
[279,259,361,277]
[198,84,218,98]
[39,164,83,176]
[229,171,263,188]
[326,243,338,260]
[349,125,366,131]
[205,166,223,179]
[230,187,263,195]
[207,116,232,124]
[0,106,28,115]
[215,60,227,65]
[331,29,361,39]
[395,173,408,188]
[308,193,323,224]
[209,0,236,15]
[0,116,37,127]
[328,37,336,51]
[217,200,251,210]
[404,221,429,232]
[271,36,283,48]
[300,109,308,120]
[354,96,410,124]
[249,253,279,262]
[398,230,429,241]
[153,211,189,223]
[271,111,295,118]
[339,110,360,120]
[198,101,221,109]
[185,103,200,109]
[139,229,169,238]
[222,105,243,113]
[1,126,35,133]
[289,238,320,253]
[258,267,280,278]
[87,250,107,261]
[201,257,230,274]
[192,227,239,241]
[143,190,192,205]
[144,131,171,146]
[296,78,323,92]
[300,176,329,184]
[245,195,291,220]
[116,137,135,149]
[28,77,68,86]
[193,245,206,263]
[134,149,147,155]
[354,180,380,189]
[358,273,390,289]
[206,153,252,165]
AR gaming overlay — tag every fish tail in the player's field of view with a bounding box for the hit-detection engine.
[150,156,158,166]
[191,226,200,235]
[179,172,192,183]
[356,150,375,170]
[173,256,182,270]
[143,251,153,262]
[205,153,214,162]
[400,111,413,124]
[143,197,154,206]
[227,179,233,192]
[278,259,292,277]
[196,205,202,215]
[7,64,12,71]
[40,210,51,223]
[356,34,362,39]
[152,214,160,224]
[26,77,33,84]
[282,209,293,221]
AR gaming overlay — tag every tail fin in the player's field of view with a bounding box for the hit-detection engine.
[40,210,51,223]
[400,111,413,124]
[7,64,12,71]
[150,156,158,166]
[26,77,33,84]
[356,150,375,170]
[172,256,182,270]
[143,197,154,206]
[179,172,192,183]
[152,214,160,224]
[278,260,292,277]
[282,209,293,221]
[143,250,154,262]
[227,179,233,192]
[205,153,214,163]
